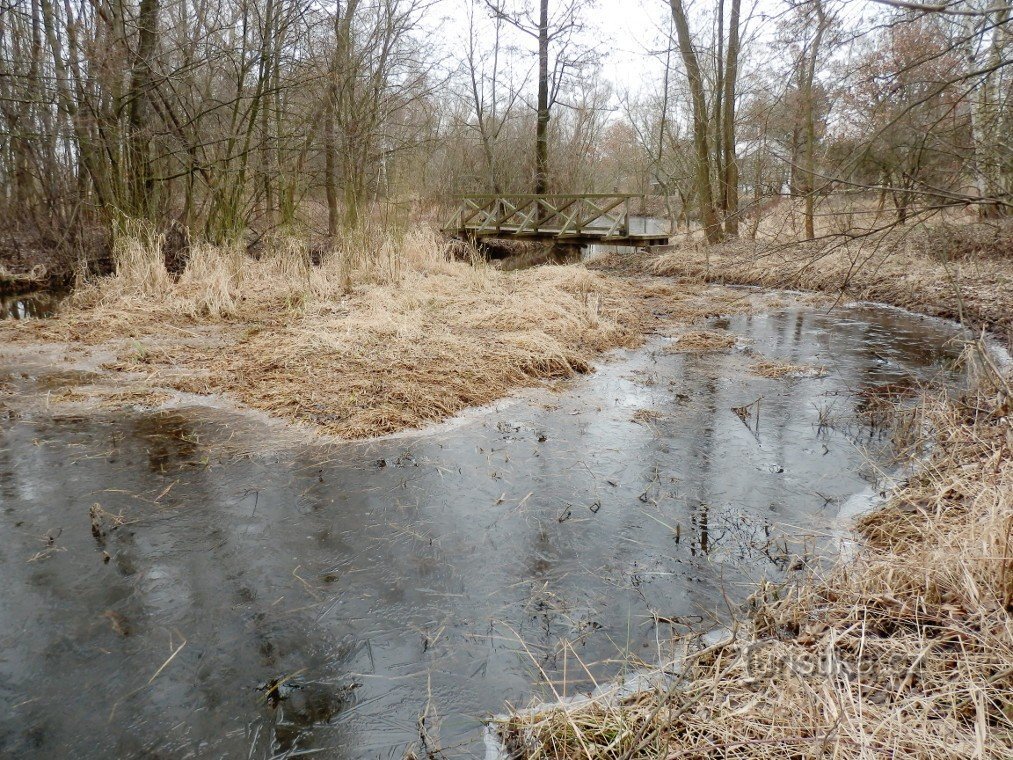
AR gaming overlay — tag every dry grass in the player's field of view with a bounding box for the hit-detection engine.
[0,225,649,437]
[633,280,763,325]
[750,359,827,379]
[630,408,664,425]
[504,348,1013,758]
[646,203,1013,341]
[49,386,176,409]
[666,330,737,353]
[185,262,644,437]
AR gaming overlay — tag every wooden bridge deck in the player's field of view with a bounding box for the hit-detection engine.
[444,194,670,247]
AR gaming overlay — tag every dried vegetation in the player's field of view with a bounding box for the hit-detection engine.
[0,225,647,437]
[665,329,737,353]
[647,202,1013,341]
[750,359,827,379]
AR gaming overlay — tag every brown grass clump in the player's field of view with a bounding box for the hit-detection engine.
[666,330,737,353]
[0,225,647,438]
[634,280,758,324]
[176,242,246,319]
[631,408,663,425]
[183,263,644,437]
[750,359,827,379]
[505,352,1013,759]
[49,387,175,409]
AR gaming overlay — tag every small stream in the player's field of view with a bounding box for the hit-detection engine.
[0,303,970,758]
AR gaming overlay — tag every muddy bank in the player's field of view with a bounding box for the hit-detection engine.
[0,304,973,758]
[1,290,68,320]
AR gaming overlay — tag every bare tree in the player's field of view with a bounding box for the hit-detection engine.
[461,0,525,193]
[485,0,596,196]
[721,0,742,236]
[668,0,722,243]
[1,0,1008,264]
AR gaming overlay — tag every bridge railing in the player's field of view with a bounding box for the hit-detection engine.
[445,194,640,240]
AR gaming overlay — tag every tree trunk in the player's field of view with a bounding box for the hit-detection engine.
[669,0,721,244]
[40,0,112,209]
[971,6,1010,218]
[800,0,827,241]
[722,0,741,237]
[260,0,276,225]
[325,105,338,238]
[327,0,359,232]
[128,0,160,218]
[714,0,725,219]
[535,0,549,197]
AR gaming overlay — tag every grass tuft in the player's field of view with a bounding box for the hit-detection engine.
[750,359,826,379]
[665,330,737,353]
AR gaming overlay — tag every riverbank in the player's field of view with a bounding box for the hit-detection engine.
[503,231,1013,757]
[633,223,1013,341]
[0,222,111,298]
[0,266,51,296]
[0,228,644,438]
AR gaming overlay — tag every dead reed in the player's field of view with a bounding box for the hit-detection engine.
[0,225,648,437]
[504,346,1013,759]
[750,359,827,379]
[665,330,737,353]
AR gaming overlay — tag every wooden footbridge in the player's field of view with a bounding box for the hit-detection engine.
[444,194,670,247]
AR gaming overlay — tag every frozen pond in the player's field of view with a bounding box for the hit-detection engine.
[0,304,969,758]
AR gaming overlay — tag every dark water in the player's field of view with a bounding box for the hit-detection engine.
[1,290,67,320]
[0,305,968,758]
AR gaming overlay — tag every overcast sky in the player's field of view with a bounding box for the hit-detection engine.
[431,0,676,98]
[427,0,878,107]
